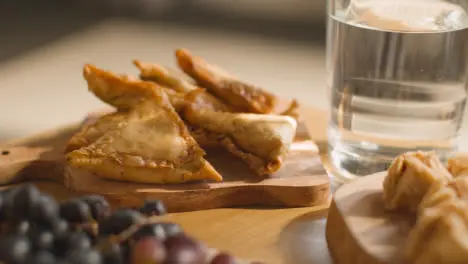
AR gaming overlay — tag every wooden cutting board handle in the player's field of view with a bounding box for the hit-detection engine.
[0,145,64,185]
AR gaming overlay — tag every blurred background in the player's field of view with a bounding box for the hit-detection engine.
[0,1,327,141]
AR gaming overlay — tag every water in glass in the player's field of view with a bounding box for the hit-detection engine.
[327,0,468,180]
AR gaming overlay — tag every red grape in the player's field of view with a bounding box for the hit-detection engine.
[211,252,237,264]
[164,235,206,264]
[130,236,166,264]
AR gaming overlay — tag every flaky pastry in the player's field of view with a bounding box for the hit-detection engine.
[65,112,128,153]
[133,60,198,94]
[184,105,297,176]
[134,58,299,118]
[383,151,453,213]
[419,176,468,214]
[83,64,186,112]
[66,89,222,184]
[406,201,468,264]
[134,60,233,113]
[175,48,281,114]
[448,154,468,178]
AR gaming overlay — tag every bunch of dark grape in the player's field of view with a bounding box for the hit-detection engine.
[0,184,254,264]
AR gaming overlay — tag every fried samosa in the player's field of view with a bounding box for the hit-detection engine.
[175,48,282,114]
[83,64,186,112]
[133,60,198,94]
[133,60,233,113]
[66,90,223,184]
[66,89,228,152]
[65,111,128,153]
[183,104,297,176]
[134,59,300,118]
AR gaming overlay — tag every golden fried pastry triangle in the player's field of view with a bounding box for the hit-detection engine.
[175,48,282,114]
[184,104,297,176]
[66,108,223,153]
[66,90,223,184]
[83,64,185,112]
[133,60,233,113]
[64,89,230,152]
[133,60,198,94]
[65,111,128,153]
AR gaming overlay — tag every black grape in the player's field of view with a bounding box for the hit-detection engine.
[28,228,54,250]
[49,218,69,238]
[99,209,144,236]
[0,235,31,264]
[26,250,57,264]
[30,194,59,226]
[65,249,102,264]
[101,243,125,264]
[131,223,166,242]
[60,199,92,224]
[11,184,40,220]
[54,231,92,256]
[81,195,111,221]
[140,199,167,217]
[9,220,30,235]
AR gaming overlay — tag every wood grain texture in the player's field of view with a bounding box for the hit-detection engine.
[326,172,413,264]
[170,205,331,264]
[0,115,330,213]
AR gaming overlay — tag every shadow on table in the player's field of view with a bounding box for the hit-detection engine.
[278,210,333,264]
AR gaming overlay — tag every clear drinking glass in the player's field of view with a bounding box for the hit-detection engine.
[326,0,468,181]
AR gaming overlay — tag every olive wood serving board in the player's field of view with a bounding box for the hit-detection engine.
[326,172,414,264]
[0,115,330,213]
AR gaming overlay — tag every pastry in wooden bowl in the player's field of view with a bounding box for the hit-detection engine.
[383,151,453,214]
[327,151,468,264]
[406,200,468,264]
[175,48,298,117]
[419,176,468,213]
[66,89,223,184]
[448,153,468,178]
[184,103,297,177]
[407,172,468,264]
